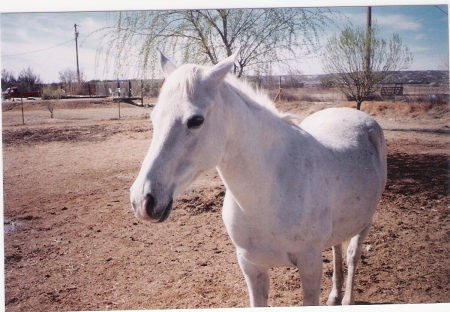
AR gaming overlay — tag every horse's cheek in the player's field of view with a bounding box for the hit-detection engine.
[197,126,225,166]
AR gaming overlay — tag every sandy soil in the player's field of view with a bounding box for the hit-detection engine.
[2,98,449,311]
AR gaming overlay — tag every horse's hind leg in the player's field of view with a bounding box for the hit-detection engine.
[342,225,371,305]
[237,252,270,307]
[326,244,344,305]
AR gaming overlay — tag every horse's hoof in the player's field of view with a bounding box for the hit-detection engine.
[326,296,342,306]
[341,296,355,305]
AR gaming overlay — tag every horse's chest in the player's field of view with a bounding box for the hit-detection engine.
[223,214,320,267]
[231,227,296,267]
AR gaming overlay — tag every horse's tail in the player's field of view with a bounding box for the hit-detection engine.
[368,122,388,192]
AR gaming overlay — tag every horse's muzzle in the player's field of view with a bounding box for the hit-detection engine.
[143,194,173,223]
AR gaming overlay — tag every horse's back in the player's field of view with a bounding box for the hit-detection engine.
[300,108,382,151]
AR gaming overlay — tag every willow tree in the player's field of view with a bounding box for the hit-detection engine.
[321,24,413,110]
[95,8,335,78]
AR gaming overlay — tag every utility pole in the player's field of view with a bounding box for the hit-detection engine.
[365,7,371,83]
[74,24,81,86]
[362,6,371,111]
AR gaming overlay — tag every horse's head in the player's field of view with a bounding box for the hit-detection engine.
[130,50,239,222]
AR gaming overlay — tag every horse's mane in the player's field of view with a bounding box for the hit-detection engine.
[163,64,301,127]
[223,74,302,127]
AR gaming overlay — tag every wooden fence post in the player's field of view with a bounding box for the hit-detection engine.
[128,80,132,98]
[21,95,25,125]
[141,80,144,106]
[273,76,282,102]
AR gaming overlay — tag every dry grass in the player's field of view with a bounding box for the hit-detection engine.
[269,84,449,120]
[275,98,449,122]
[358,101,449,119]
[3,94,448,123]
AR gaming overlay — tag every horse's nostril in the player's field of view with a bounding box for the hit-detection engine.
[144,194,157,217]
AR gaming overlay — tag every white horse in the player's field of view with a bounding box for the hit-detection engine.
[130,50,387,306]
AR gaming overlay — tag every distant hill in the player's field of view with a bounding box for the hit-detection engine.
[378,70,449,85]
[287,70,449,87]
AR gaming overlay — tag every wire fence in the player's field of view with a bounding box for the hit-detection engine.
[5,74,448,106]
[62,79,161,99]
[91,80,161,98]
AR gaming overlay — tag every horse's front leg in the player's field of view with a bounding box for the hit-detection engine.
[294,246,323,306]
[237,252,270,307]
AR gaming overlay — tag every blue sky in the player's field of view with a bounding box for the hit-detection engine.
[1,1,448,83]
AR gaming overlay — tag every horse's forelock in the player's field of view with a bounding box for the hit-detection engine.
[162,64,205,100]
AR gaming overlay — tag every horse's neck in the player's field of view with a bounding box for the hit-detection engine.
[215,85,303,209]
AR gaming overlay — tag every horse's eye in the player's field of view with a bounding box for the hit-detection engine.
[187,115,204,129]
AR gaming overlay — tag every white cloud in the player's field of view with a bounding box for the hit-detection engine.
[409,43,431,53]
[375,14,421,31]
[414,33,425,41]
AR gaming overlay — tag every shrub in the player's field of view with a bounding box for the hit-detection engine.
[42,86,62,118]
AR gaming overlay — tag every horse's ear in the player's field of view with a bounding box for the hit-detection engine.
[204,48,240,88]
[157,48,177,78]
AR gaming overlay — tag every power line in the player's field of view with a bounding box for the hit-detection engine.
[435,5,448,16]
[1,38,75,58]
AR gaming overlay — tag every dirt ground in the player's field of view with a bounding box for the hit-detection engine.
[2,98,449,311]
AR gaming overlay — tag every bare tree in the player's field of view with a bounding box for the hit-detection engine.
[94,8,336,78]
[439,55,449,70]
[59,68,84,95]
[17,67,42,92]
[321,24,413,110]
[1,69,17,91]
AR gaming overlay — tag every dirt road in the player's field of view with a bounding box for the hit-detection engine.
[2,99,449,311]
